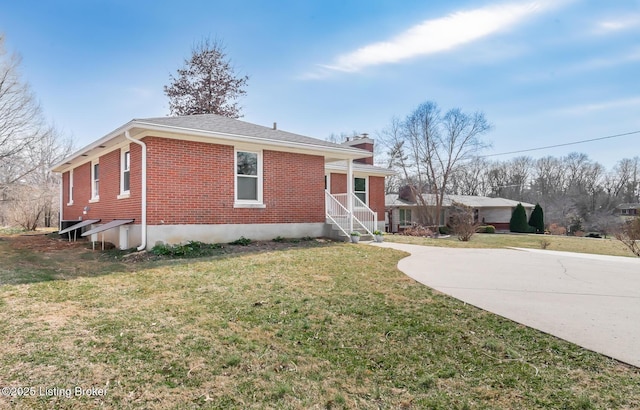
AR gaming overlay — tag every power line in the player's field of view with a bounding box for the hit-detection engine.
[481,130,640,158]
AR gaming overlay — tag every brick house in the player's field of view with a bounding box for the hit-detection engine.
[52,114,393,250]
[386,190,534,232]
[616,203,640,219]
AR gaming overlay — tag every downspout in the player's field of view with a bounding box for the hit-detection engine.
[124,130,147,251]
[59,173,63,230]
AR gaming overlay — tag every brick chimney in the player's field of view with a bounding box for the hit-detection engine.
[398,185,416,203]
[342,134,374,165]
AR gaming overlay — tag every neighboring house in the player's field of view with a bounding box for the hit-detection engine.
[52,114,393,250]
[616,203,640,218]
[385,190,535,232]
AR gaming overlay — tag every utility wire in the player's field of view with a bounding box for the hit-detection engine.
[481,130,640,158]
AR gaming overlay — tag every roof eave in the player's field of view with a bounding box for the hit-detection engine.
[51,119,372,173]
[51,121,136,172]
[133,121,372,160]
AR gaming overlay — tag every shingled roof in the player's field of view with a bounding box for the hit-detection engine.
[52,114,371,172]
[134,114,346,150]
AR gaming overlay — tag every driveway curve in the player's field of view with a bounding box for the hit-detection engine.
[373,242,640,368]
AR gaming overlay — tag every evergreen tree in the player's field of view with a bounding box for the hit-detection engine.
[528,203,545,233]
[510,203,530,233]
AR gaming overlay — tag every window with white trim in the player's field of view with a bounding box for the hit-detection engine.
[399,209,412,226]
[91,161,100,201]
[67,169,74,205]
[235,150,262,204]
[354,177,367,204]
[120,149,130,195]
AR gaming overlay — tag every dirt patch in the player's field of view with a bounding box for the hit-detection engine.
[8,233,88,252]
[2,233,338,262]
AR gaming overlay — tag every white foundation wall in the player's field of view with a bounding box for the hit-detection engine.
[88,224,142,250]
[147,223,326,249]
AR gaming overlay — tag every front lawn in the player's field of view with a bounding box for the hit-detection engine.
[386,232,636,257]
[0,235,638,409]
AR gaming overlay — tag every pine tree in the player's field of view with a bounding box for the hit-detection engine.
[528,203,545,233]
[510,203,530,233]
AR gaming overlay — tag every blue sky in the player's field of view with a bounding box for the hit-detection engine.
[1,0,639,168]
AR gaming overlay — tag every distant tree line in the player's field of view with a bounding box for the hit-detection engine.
[385,149,638,233]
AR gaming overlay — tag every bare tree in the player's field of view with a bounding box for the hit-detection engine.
[449,201,478,241]
[612,157,640,203]
[615,217,640,257]
[385,101,491,228]
[449,156,491,196]
[164,38,249,118]
[0,35,72,229]
[0,35,47,184]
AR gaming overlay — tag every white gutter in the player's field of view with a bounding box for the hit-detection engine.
[124,130,147,251]
[59,175,63,230]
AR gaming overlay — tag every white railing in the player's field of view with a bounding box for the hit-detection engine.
[352,194,377,235]
[326,192,377,236]
[325,191,350,237]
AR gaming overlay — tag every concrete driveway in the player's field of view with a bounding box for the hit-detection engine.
[373,242,640,368]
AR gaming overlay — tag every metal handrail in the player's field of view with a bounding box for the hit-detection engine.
[326,191,377,236]
[325,191,350,237]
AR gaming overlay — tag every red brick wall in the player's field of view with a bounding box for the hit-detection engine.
[330,173,346,195]
[329,173,385,219]
[63,145,142,222]
[369,176,385,219]
[144,137,325,225]
[351,142,374,165]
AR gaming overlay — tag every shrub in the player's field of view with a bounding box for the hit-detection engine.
[403,225,434,237]
[273,236,285,243]
[548,223,566,236]
[230,236,252,246]
[151,241,223,258]
[449,202,478,242]
[528,203,545,233]
[510,203,531,233]
[438,226,450,235]
[475,225,496,234]
[615,217,640,256]
[539,239,551,249]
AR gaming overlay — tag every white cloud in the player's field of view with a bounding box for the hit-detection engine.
[315,0,564,75]
[594,15,640,34]
[556,96,640,116]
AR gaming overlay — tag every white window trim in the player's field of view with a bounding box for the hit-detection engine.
[325,173,331,192]
[67,169,74,206]
[118,147,131,199]
[354,175,368,205]
[234,148,264,208]
[89,160,100,203]
[399,208,413,226]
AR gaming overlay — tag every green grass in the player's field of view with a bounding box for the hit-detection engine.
[0,236,638,409]
[387,232,637,257]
